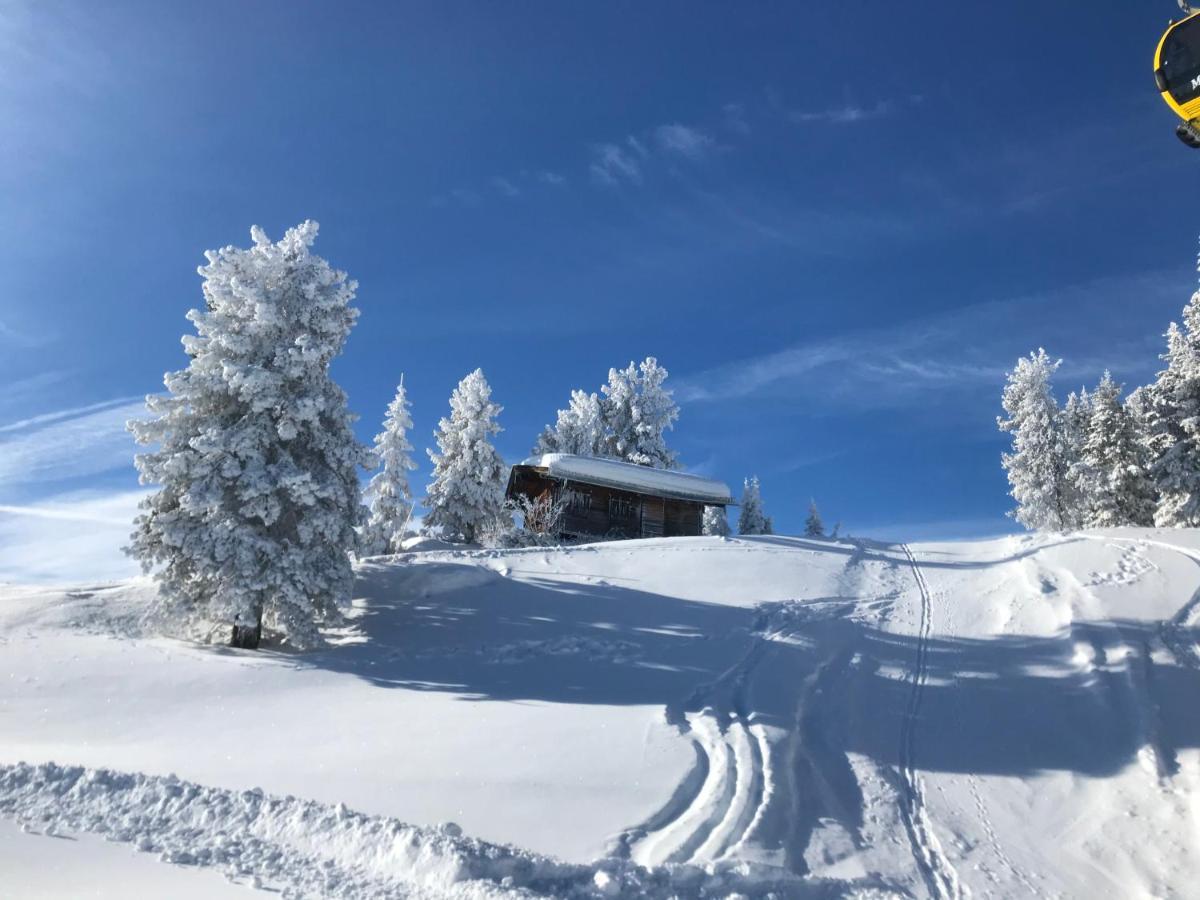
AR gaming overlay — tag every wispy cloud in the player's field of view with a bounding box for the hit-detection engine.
[0,489,145,584]
[0,398,146,490]
[0,395,143,434]
[449,187,481,206]
[654,123,715,160]
[790,100,895,125]
[490,176,520,198]
[537,170,566,186]
[788,94,922,126]
[675,269,1184,412]
[721,102,750,136]
[0,371,73,415]
[589,140,645,186]
[0,317,54,349]
[774,449,847,473]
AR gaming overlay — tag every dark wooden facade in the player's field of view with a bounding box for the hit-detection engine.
[507,465,708,540]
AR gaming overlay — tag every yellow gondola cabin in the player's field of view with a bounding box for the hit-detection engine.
[1155,9,1200,146]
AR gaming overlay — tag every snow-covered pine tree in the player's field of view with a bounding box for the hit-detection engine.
[738,476,767,535]
[600,357,680,469]
[424,369,507,543]
[532,390,605,457]
[1124,384,1155,456]
[363,376,418,554]
[1145,259,1200,525]
[1080,371,1156,527]
[997,348,1069,532]
[804,500,825,537]
[1124,384,1162,494]
[702,505,731,536]
[630,357,679,469]
[1059,388,1093,529]
[599,362,637,460]
[128,221,372,649]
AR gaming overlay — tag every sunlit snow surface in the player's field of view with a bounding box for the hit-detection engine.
[1,531,1199,897]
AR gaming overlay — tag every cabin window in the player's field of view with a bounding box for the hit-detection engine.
[1163,18,1200,105]
[608,496,635,519]
[565,489,592,512]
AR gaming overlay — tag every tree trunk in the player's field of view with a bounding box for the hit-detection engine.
[230,606,264,650]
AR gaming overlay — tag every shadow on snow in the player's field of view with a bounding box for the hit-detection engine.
[279,546,1200,784]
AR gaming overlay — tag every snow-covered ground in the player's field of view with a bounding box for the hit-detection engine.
[2,531,1199,897]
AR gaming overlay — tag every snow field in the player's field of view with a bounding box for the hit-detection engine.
[2,531,1199,897]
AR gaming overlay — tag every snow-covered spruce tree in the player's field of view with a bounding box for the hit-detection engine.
[532,389,605,458]
[702,505,731,536]
[804,500,825,537]
[128,221,372,649]
[601,357,680,469]
[1145,271,1200,525]
[1080,371,1156,527]
[1124,384,1163,501]
[1059,388,1093,530]
[424,369,507,543]
[997,348,1070,531]
[363,376,418,554]
[738,476,768,535]
[1124,384,1157,458]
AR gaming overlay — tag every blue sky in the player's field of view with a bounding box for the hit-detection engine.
[1,0,1198,575]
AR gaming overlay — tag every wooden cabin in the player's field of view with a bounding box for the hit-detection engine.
[506,453,733,540]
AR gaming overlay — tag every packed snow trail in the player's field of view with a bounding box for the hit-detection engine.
[0,762,818,899]
[897,544,965,900]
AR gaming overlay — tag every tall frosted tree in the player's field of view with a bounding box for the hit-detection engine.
[1060,388,1093,529]
[1124,384,1156,458]
[805,500,825,537]
[424,369,507,543]
[363,376,418,554]
[1146,262,1200,526]
[738,476,768,535]
[128,221,372,649]
[532,390,605,458]
[702,505,731,536]
[601,357,680,469]
[1080,371,1156,527]
[997,348,1069,531]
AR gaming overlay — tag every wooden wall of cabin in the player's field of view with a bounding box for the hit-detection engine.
[663,499,703,537]
[557,483,705,539]
[558,482,638,538]
[507,468,711,539]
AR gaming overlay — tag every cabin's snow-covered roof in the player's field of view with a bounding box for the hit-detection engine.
[519,453,733,505]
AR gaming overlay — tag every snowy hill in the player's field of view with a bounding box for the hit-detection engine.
[2,532,1199,898]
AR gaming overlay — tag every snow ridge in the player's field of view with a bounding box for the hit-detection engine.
[0,762,823,899]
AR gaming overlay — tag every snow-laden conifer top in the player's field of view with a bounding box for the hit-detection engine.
[520,453,733,504]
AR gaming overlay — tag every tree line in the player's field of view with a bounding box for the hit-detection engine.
[998,245,1200,531]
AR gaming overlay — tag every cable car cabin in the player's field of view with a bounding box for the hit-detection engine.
[1155,10,1200,146]
[506,453,733,541]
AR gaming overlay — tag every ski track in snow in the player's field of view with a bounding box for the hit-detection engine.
[623,548,870,880]
[897,544,965,900]
[625,636,771,870]
[624,540,905,892]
